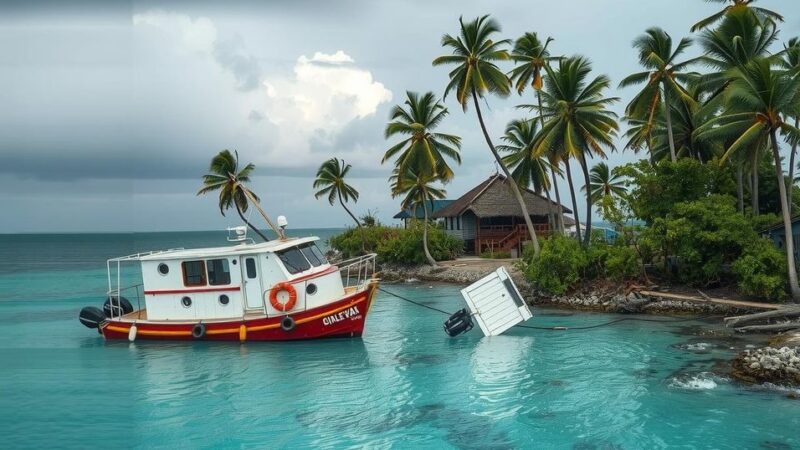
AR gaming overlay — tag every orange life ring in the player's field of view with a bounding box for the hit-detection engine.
[269,282,297,311]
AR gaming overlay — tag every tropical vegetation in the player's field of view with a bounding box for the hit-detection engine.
[313,158,366,252]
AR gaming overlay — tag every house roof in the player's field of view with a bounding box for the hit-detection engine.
[432,174,573,219]
[393,199,454,219]
[762,215,800,234]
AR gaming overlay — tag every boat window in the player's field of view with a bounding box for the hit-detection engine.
[206,258,231,285]
[245,258,257,279]
[300,244,323,267]
[182,260,206,287]
[309,244,328,265]
[276,247,311,275]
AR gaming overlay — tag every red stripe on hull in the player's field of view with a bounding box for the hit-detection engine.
[144,286,241,295]
[101,283,377,342]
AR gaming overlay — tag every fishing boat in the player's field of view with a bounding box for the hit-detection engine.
[78,226,378,342]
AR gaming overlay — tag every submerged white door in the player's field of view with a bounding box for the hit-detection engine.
[241,255,264,310]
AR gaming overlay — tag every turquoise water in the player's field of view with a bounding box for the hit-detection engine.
[1,232,799,449]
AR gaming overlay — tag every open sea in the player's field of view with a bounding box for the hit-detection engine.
[1,230,799,449]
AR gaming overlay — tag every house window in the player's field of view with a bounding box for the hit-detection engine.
[277,247,312,275]
[206,258,231,285]
[181,260,206,287]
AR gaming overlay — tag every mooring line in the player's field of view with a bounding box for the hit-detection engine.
[377,286,720,332]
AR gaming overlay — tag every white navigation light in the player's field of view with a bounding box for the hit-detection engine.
[460,267,533,337]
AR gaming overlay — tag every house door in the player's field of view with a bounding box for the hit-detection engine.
[241,255,264,310]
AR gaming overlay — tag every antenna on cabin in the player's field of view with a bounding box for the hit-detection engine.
[277,215,288,240]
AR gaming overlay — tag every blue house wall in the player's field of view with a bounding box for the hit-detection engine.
[764,218,800,264]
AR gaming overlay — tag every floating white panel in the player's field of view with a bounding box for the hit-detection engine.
[460,267,532,337]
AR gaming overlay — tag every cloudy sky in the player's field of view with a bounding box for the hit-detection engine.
[1,0,798,233]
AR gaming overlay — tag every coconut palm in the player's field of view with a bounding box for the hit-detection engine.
[497,119,561,231]
[508,32,566,233]
[583,162,626,203]
[619,28,699,163]
[390,166,447,266]
[780,38,800,210]
[526,56,620,246]
[383,91,462,182]
[432,15,542,256]
[695,58,800,300]
[197,150,271,242]
[313,158,366,252]
[691,0,783,32]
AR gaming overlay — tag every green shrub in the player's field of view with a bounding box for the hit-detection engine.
[524,235,588,295]
[733,238,788,302]
[587,244,640,281]
[479,250,512,259]
[329,221,462,264]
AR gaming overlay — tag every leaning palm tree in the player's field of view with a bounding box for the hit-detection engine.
[390,166,447,267]
[695,58,800,300]
[383,91,462,182]
[508,32,566,233]
[690,0,783,32]
[433,15,541,256]
[197,149,271,242]
[497,119,561,231]
[779,38,800,211]
[619,28,699,163]
[583,162,626,203]
[313,158,366,252]
[526,56,619,246]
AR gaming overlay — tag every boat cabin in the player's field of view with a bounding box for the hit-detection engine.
[111,237,348,321]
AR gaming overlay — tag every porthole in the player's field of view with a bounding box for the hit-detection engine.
[181,296,192,308]
[219,294,230,305]
[306,283,318,295]
[158,263,169,275]
[231,259,237,265]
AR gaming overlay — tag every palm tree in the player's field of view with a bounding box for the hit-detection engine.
[527,56,619,246]
[508,32,566,233]
[383,91,462,182]
[197,149,271,242]
[619,28,699,163]
[695,58,800,300]
[313,158,366,252]
[691,0,783,32]
[432,15,542,256]
[583,162,626,203]
[390,166,447,266]
[497,119,561,231]
[780,38,800,211]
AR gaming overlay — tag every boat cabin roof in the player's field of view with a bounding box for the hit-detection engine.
[112,236,320,263]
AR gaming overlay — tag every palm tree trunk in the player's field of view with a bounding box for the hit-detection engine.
[770,129,800,302]
[579,153,593,247]
[662,84,677,163]
[422,198,437,267]
[736,163,744,213]
[752,152,760,215]
[539,90,565,234]
[241,189,282,236]
[338,192,366,254]
[788,117,799,214]
[471,86,540,256]
[235,204,270,242]
[551,164,565,233]
[543,183,555,234]
[565,160,582,243]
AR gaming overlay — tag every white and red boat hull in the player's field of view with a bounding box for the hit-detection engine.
[100,282,377,342]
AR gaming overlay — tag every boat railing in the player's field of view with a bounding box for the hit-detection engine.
[106,283,145,320]
[337,253,377,291]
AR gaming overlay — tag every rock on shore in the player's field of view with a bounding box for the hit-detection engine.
[732,346,800,386]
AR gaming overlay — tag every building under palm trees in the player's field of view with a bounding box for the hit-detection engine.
[428,174,573,256]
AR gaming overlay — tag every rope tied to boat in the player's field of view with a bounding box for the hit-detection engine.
[377,286,720,332]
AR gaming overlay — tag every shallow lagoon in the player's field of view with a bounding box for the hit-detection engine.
[1,233,799,449]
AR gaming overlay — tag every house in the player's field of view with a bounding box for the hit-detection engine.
[392,200,454,228]
[762,216,800,264]
[432,174,573,257]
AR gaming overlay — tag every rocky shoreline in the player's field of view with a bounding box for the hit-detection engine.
[732,346,800,386]
[378,262,753,316]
